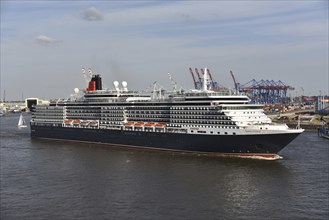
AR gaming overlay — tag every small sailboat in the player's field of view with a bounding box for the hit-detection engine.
[18,113,27,128]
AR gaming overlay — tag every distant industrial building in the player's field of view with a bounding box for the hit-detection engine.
[25,98,49,112]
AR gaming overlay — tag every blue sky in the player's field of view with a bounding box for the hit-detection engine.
[1,0,328,100]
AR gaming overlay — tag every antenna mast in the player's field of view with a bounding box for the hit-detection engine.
[203,68,208,91]
[168,72,177,92]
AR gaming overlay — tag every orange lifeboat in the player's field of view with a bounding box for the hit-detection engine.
[145,123,155,127]
[155,123,166,127]
[73,119,80,125]
[134,122,145,127]
[124,121,135,126]
[65,119,72,124]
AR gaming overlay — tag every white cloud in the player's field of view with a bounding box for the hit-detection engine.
[35,35,61,45]
[82,7,104,21]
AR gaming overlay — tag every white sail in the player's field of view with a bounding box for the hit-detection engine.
[18,114,27,128]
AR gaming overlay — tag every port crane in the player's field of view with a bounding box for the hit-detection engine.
[230,70,239,92]
[229,70,295,104]
[188,68,226,91]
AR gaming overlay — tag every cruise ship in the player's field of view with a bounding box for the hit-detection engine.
[30,68,304,160]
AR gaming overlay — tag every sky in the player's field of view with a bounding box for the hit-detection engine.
[1,0,328,101]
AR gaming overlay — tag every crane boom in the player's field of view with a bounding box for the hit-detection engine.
[195,68,202,85]
[206,69,214,81]
[189,68,198,89]
[230,70,238,91]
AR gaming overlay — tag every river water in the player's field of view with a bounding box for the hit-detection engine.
[1,113,328,219]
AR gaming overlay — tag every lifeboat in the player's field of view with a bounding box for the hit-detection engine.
[80,120,89,126]
[155,123,166,128]
[124,121,135,126]
[73,120,80,125]
[145,123,155,127]
[134,122,145,127]
[65,119,72,124]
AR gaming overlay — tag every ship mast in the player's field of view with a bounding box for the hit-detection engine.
[203,68,208,91]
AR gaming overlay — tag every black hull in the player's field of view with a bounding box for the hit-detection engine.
[30,125,301,159]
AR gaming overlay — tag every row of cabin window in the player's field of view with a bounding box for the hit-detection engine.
[33,115,63,118]
[33,115,63,119]
[189,125,237,129]
[101,118,123,124]
[32,122,62,126]
[171,115,230,120]
[32,120,63,123]
[171,107,215,110]
[102,107,124,110]
[42,107,64,110]
[34,113,64,116]
[67,107,101,110]
[192,130,237,135]
[101,110,123,114]
[66,110,101,113]
[103,114,123,117]
[33,111,63,115]
[125,107,171,110]
[128,111,170,114]
[171,111,223,115]
[237,111,261,114]
[227,105,265,109]
[126,114,170,117]
[66,113,97,116]
[34,110,63,113]
[66,115,100,119]
[101,121,122,124]
[125,119,169,122]
[171,120,235,125]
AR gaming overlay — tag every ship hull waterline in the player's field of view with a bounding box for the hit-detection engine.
[30,125,301,160]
